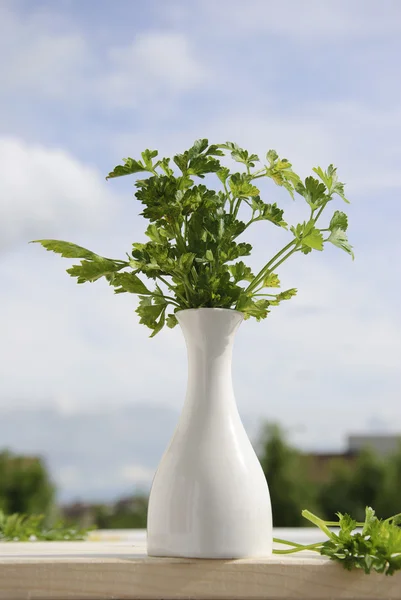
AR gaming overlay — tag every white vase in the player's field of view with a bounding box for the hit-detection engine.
[147,308,272,558]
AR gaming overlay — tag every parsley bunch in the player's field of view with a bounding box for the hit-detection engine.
[0,510,92,541]
[32,139,353,336]
[274,507,401,576]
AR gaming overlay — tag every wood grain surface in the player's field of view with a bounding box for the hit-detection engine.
[0,541,400,600]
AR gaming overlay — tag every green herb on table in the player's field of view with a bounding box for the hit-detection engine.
[0,510,93,541]
[274,507,401,576]
[31,140,353,336]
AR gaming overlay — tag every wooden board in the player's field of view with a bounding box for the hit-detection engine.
[0,541,400,600]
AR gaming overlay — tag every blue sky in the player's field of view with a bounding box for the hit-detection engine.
[1,0,401,498]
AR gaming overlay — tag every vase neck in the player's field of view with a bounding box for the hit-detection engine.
[176,309,243,413]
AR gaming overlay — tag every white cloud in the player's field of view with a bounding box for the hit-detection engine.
[101,32,208,109]
[0,4,208,111]
[0,3,91,100]
[119,464,155,484]
[170,0,401,38]
[0,136,115,251]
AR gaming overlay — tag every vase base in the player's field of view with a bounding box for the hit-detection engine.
[147,544,273,560]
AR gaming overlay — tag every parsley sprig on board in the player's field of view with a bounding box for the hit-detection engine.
[274,507,401,576]
[32,140,353,336]
[0,510,92,541]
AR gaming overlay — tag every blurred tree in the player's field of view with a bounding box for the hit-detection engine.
[374,444,401,518]
[0,450,54,515]
[92,495,148,529]
[318,449,386,522]
[258,424,320,526]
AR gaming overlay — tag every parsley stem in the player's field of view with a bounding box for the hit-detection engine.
[273,542,323,555]
[313,198,330,224]
[152,293,180,308]
[245,240,297,295]
[384,513,401,524]
[156,275,189,307]
[232,198,242,219]
[252,293,278,297]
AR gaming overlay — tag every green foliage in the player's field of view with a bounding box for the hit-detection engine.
[32,140,353,335]
[318,449,388,523]
[258,425,319,527]
[0,451,54,516]
[293,507,401,576]
[92,495,148,529]
[0,510,92,541]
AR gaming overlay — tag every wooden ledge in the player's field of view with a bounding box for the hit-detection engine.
[1,541,400,600]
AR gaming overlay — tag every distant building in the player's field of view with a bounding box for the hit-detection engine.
[347,434,401,457]
[304,434,401,482]
[61,502,97,528]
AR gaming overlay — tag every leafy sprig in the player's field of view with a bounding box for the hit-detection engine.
[32,139,353,335]
[0,510,93,541]
[273,507,401,576]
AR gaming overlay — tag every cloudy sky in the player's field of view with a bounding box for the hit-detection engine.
[1,0,401,500]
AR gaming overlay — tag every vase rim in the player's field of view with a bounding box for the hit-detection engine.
[176,307,243,316]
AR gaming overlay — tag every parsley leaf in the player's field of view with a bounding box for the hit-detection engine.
[328,228,354,259]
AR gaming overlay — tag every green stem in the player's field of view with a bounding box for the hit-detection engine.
[252,293,278,297]
[152,293,180,308]
[273,538,306,548]
[313,198,331,225]
[250,169,268,180]
[232,198,242,219]
[245,240,297,295]
[156,275,189,307]
[384,513,401,524]
[273,542,323,555]
[223,181,233,214]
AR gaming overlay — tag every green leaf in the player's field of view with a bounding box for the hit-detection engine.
[145,224,171,243]
[156,157,174,177]
[30,240,100,260]
[260,203,287,228]
[275,288,297,301]
[266,149,278,164]
[178,252,196,273]
[166,313,179,328]
[329,210,348,232]
[263,273,280,288]
[302,228,324,251]
[141,149,158,170]
[67,258,127,284]
[188,155,221,177]
[106,157,147,179]
[337,512,358,535]
[187,138,208,159]
[291,221,324,252]
[150,306,166,338]
[229,173,260,198]
[328,228,354,259]
[228,261,254,283]
[112,272,151,295]
[313,165,349,203]
[217,167,230,184]
[296,176,327,209]
[236,295,270,320]
[136,296,166,333]
[173,152,189,173]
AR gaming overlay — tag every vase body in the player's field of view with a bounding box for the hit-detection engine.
[147,308,272,558]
